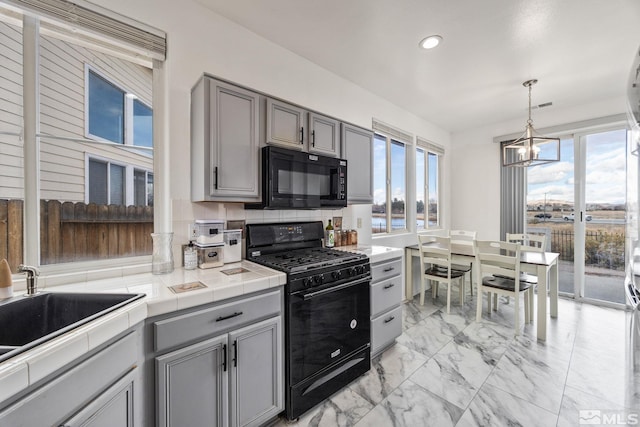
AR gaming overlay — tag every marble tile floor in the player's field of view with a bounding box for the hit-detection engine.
[273,293,640,427]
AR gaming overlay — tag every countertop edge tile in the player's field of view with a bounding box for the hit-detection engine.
[0,362,29,405]
[27,332,89,384]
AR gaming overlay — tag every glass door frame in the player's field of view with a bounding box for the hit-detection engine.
[572,124,629,308]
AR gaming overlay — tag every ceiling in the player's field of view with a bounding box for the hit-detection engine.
[196,0,640,133]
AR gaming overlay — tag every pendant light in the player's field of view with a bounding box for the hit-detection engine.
[503,79,560,167]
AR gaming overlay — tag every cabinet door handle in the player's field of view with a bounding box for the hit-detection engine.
[383,283,395,289]
[311,130,315,147]
[233,340,238,367]
[300,127,304,144]
[215,311,243,322]
[384,316,395,324]
[213,166,218,190]
[383,267,395,273]
[222,344,227,372]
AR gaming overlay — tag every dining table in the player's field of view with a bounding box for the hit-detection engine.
[405,242,559,341]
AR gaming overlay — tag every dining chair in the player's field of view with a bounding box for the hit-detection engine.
[449,230,476,296]
[418,235,466,313]
[506,233,547,315]
[475,240,532,335]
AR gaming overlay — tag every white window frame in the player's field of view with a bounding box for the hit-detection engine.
[133,167,153,207]
[84,64,152,152]
[9,2,167,275]
[372,131,409,235]
[416,141,443,230]
[84,154,153,207]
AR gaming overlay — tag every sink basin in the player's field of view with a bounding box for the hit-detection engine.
[0,292,144,363]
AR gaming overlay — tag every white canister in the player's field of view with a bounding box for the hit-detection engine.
[223,229,242,263]
[195,243,224,269]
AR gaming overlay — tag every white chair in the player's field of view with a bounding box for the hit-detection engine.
[475,240,532,335]
[418,235,466,313]
[506,233,546,314]
[449,230,476,295]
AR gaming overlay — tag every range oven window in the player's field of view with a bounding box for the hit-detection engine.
[287,278,370,385]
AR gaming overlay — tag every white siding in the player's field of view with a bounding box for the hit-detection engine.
[0,22,153,202]
[0,20,24,200]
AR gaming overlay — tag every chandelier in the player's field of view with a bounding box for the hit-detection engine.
[503,79,560,167]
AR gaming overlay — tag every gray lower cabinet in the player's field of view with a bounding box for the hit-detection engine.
[0,328,141,426]
[156,335,228,427]
[61,368,136,427]
[153,289,284,427]
[370,257,403,356]
[191,76,262,202]
[341,123,374,203]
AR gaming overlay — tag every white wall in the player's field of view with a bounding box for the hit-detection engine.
[89,0,452,255]
[450,95,628,240]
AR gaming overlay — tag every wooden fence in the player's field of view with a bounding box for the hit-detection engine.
[0,199,153,272]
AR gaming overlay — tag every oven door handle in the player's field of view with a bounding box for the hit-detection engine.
[301,276,370,301]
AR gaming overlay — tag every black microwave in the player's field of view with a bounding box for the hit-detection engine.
[246,146,347,209]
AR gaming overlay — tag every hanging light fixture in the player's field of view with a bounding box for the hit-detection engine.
[503,79,560,167]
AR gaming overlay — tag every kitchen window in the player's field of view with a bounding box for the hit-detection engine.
[0,1,166,272]
[416,138,443,229]
[372,124,409,234]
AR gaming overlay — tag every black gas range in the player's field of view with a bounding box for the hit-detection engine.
[246,221,371,421]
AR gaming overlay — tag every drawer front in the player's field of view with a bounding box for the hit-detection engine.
[154,290,281,352]
[371,276,402,318]
[371,258,402,283]
[371,305,402,356]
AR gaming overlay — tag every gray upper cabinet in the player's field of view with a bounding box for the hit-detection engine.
[308,112,340,157]
[341,123,374,203]
[191,76,261,202]
[266,98,306,150]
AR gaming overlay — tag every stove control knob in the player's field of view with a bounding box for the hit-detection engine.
[303,278,313,288]
[346,267,356,276]
[314,274,324,286]
[355,265,365,275]
[331,271,342,280]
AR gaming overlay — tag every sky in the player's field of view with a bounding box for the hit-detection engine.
[527,129,628,206]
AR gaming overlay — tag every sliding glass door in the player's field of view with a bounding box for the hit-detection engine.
[526,127,628,305]
[580,130,627,304]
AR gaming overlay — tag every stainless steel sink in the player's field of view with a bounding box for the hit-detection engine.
[0,292,144,363]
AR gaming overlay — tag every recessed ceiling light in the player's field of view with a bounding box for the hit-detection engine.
[419,35,442,50]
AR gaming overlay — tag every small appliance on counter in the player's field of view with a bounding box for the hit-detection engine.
[223,229,242,263]
[194,243,224,269]
[193,219,224,245]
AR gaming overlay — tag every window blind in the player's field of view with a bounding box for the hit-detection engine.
[500,140,526,239]
[417,136,444,155]
[3,0,166,60]
[372,118,412,144]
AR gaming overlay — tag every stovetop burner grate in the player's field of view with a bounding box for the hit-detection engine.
[251,247,365,273]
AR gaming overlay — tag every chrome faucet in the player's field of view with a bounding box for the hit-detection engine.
[18,265,40,295]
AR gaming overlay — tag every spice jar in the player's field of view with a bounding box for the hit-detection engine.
[349,229,357,246]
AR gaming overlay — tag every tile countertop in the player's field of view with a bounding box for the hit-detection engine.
[0,260,286,405]
[0,246,401,405]
[337,245,404,264]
